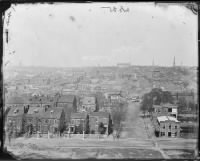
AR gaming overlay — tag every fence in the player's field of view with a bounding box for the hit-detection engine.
[31,133,109,139]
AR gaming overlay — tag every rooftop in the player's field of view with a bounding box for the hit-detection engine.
[7,107,24,117]
[89,112,110,118]
[57,95,76,103]
[71,112,88,119]
[157,115,179,123]
[81,96,96,105]
[41,107,64,119]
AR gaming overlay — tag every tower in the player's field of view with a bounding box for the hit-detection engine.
[152,58,155,66]
[173,56,176,67]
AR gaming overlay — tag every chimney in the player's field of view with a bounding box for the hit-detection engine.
[34,109,39,113]
[14,108,18,113]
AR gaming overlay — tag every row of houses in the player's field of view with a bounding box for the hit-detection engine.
[6,91,123,112]
[5,93,120,136]
[6,105,112,136]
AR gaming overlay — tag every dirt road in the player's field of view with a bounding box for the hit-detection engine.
[121,102,148,139]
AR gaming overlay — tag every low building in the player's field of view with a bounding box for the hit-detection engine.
[153,103,178,118]
[155,116,180,137]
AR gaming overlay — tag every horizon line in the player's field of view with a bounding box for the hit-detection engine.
[5,64,198,68]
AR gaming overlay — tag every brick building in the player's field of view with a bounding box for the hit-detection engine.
[153,103,178,118]
[6,106,28,135]
[69,112,89,134]
[88,112,111,135]
[155,116,180,137]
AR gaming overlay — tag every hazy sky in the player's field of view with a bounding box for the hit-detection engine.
[3,3,198,67]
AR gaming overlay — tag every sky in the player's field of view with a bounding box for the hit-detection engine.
[3,3,198,67]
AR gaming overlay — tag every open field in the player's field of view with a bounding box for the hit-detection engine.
[5,137,163,159]
[5,137,197,159]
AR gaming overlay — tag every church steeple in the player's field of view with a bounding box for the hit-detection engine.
[152,58,155,66]
[173,56,176,67]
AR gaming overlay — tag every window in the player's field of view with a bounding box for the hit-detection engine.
[168,132,171,137]
[169,125,171,129]
[76,119,80,125]
[161,132,165,136]
[174,132,177,136]
[175,125,177,129]
[45,119,49,124]
[163,125,165,129]
[168,108,172,112]
[103,118,107,124]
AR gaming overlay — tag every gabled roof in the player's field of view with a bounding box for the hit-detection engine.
[27,107,45,115]
[5,96,25,104]
[40,107,64,119]
[26,96,55,104]
[153,103,177,108]
[81,96,96,105]
[89,112,109,118]
[153,105,162,108]
[27,96,42,104]
[57,95,75,103]
[7,107,24,117]
[71,112,88,119]
[161,103,177,108]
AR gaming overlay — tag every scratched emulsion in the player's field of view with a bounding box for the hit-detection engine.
[2,2,198,160]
